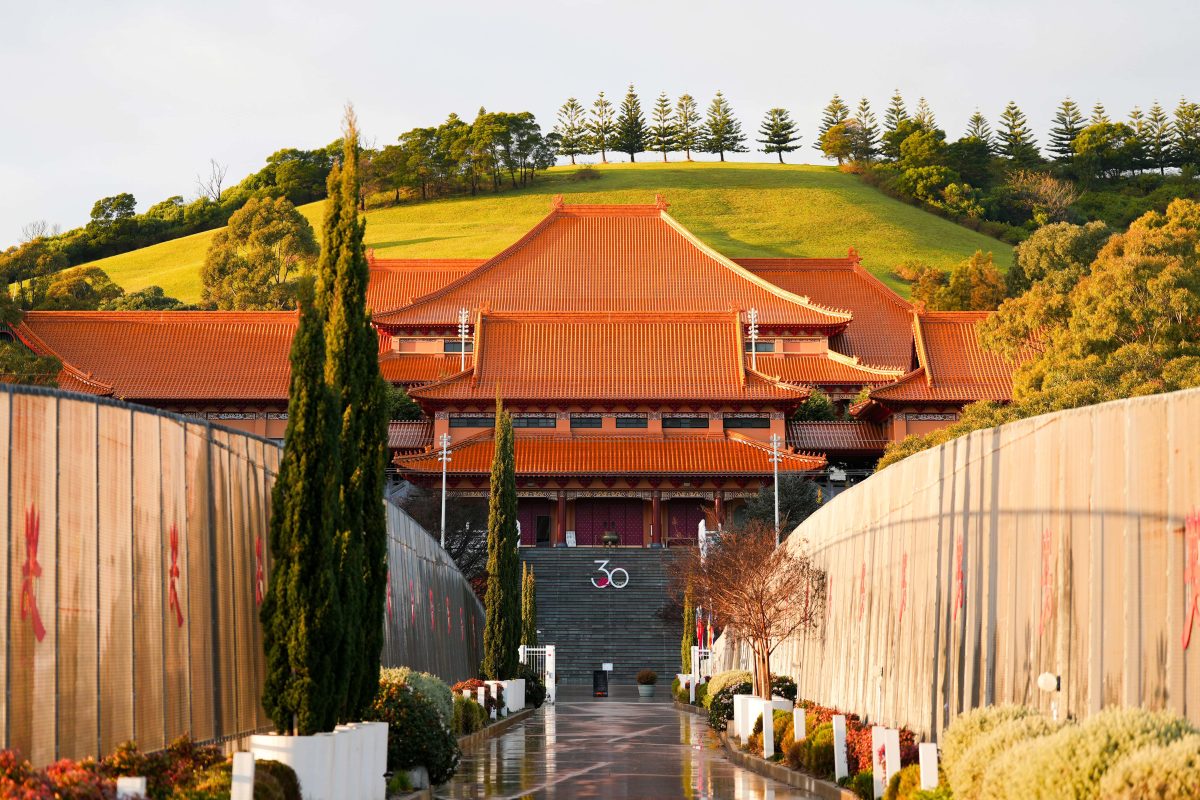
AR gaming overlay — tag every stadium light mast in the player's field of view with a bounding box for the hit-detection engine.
[438,433,452,548]
[458,308,470,371]
[747,307,759,370]
[769,433,783,545]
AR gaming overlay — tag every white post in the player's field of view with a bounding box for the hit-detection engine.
[832,714,849,780]
[116,778,148,800]
[519,644,526,664]
[793,707,806,742]
[747,307,759,371]
[545,645,557,704]
[919,743,939,790]
[769,433,783,545]
[437,433,451,548]
[689,644,700,703]
[884,729,901,788]
[230,752,255,800]
[871,726,886,799]
[761,699,775,759]
[458,307,470,371]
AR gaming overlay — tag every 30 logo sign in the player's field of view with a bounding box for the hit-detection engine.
[591,559,629,589]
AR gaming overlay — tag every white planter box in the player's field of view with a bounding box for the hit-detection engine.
[733,694,754,740]
[334,725,362,800]
[331,727,352,800]
[502,679,526,713]
[358,721,389,800]
[251,731,337,800]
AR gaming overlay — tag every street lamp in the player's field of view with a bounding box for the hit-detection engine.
[457,308,470,371]
[769,433,783,545]
[437,432,452,548]
[747,307,759,371]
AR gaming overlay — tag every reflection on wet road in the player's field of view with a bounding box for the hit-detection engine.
[435,686,819,800]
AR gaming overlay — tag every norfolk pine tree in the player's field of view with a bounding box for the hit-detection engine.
[553,98,590,165]
[1146,101,1173,175]
[884,90,908,134]
[615,84,648,162]
[815,94,849,154]
[913,97,936,129]
[1090,102,1109,124]
[849,97,881,163]
[757,108,801,163]
[260,283,343,736]
[649,92,677,162]
[521,563,538,647]
[675,94,701,161]
[998,101,1040,166]
[588,91,616,163]
[316,107,389,720]
[482,395,520,680]
[701,91,747,161]
[966,111,994,153]
[1049,98,1085,162]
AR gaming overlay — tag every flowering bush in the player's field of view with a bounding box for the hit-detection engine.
[704,670,752,708]
[707,681,752,731]
[367,680,460,785]
[381,667,454,728]
[770,675,797,702]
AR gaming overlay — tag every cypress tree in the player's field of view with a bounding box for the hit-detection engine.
[316,106,388,721]
[521,563,538,647]
[1048,98,1084,162]
[675,94,701,161]
[260,285,343,736]
[998,101,1040,165]
[966,111,994,153]
[1146,101,1173,175]
[681,584,695,674]
[884,90,908,134]
[756,108,802,163]
[701,91,748,162]
[588,91,616,164]
[482,395,520,679]
[648,92,677,162]
[553,98,590,165]
[615,84,648,162]
[815,94,850,153]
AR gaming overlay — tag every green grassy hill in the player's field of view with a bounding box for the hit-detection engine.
[74,162,1013,303]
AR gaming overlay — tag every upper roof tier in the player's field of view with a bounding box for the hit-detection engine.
[408,311,812,404]
[372,199,852,330]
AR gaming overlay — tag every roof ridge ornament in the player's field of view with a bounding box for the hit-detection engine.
[847,247,860,264]
[655,193,669,210]
[550,194,564,210]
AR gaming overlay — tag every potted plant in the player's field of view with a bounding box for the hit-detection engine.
[637,669,658,697]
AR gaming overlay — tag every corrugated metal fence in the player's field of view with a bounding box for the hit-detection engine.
[0,385,483,766]
[712,388,1200,740]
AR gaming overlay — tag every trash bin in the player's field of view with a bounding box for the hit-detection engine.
[593,669,609,697]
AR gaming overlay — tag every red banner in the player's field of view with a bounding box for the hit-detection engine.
[1184,511,1199,650]
[386,572,393,621]
[1039,529,1054,638]
[168,524,184,627]
[253,534,265,609]
[20,507,46,642]
[953,535,965,622]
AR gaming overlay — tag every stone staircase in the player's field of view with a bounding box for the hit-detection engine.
[520,548,682,685]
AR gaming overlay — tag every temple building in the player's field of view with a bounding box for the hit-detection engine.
[4,197,1019,546]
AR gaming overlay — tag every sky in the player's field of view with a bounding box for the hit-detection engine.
[2,0,1197,246]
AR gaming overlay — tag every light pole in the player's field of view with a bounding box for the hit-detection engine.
[747,307,759,371]
[769,433,783,545]
[437,432,451,548]
[457,308,470,372]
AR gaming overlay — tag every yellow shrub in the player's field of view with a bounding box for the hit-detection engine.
[1096,733,1200,799]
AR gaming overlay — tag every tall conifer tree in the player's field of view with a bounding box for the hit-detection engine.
[681,584,695,673]
[587,91,616,163]
[966,111,994,153]
[850,97,881,163]
[701,91,748,161]
[1146,101,1173,175]
[1172,98,1200,171]
[675,94,701,161]
[648,92,677,162]
[482,396,520,680]
[815,94,850,153]
[913,97,936,129]
[261,284,342,736]
[998,101,1040,165]
[521,563,538,647]
[553,98,589,165]
[316,107,388,720]
[1048,98,1084,162]
[615,84,648,162]
[884,90,908,134]
[1128,106,1150,173]
[757,108,802,163]
[1090,102,1110,124]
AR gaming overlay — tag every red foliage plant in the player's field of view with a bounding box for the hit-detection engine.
[797,699,919,775]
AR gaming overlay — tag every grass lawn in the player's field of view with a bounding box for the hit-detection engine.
[72,162,1013,303]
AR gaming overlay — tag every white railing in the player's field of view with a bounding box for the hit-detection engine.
[519,644,557,704]
[688,645,712,702]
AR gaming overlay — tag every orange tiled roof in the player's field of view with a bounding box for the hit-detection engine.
[395,430,826,475]
[408,311,811,403]
[736,258,915,371]
[866,311,1017,404]
[366,260,484,314]
[374,202,852,329]
[786,420,889,453]
[750,353,904,386]
[14,311,297,401]
[378,353,469,385]
[388,420,433,451]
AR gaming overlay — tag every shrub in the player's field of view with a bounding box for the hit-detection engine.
[981,707,1196,800]
[695,683,709,707]
[845,769,874,799]
[947,715,1063,799]
[1097,733,1200,799]
[518,665,547,709]
[707,681,752,731]
[169,761,284,800]
[884,764,923,800]
[571,165,601,181]
[939,705,1037,777]
[452,694,486,736]
[804,722,836,778]
[784,735,806,769]
[910,788,953,800]
[748,710,794,758]
[704,670,752,708]
[671,677,685,702]
[367,680,460,785]
[636,669,658,685]
[253,760,300,800]
[381,667,453,729]
[770,675,797,702]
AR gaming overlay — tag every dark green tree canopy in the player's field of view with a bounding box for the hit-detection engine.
[674,94,701,160]
[615,84,648,162]
[757,108,802,163]
[588,91,616,163]
[648,92,677,161]
[701,91,748,162]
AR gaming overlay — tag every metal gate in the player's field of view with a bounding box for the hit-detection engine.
[519,644,557,704]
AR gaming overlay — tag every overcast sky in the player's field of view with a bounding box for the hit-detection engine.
[2,0,1197,246]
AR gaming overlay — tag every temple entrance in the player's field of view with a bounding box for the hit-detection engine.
[666,498,705,546]
[535,515,551,546]
[574,498,643,546]
[518,498,554,547]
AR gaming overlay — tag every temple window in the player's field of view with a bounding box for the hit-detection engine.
[723,416,770,429]
[512,416,556,428]
[449,415,495,427]
[743,340,776,352]
[443,340,474,353]
[615,415,648,429]
[570,415,603,429]
[662,416,709,429]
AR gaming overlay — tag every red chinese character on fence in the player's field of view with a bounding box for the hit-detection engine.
[253,532,264,610]
[386,572,393,622]
[20,507,46,642]
[169,524,185,626]
[1183,511,1200,650]
[409,579,415,624]
[460,607,464,641]
[1039,529,1054,638]
[429,588,435,630]
[898,552,908,625]
[953,535,965,622]
[446,595,451,634]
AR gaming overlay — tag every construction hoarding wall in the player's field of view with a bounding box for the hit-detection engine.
[712,388,1200,740]
[0,385,483,766]
[381,501,484,683]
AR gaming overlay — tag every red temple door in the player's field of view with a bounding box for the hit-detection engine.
[666,499,706,546]
[517,498,553,547]
[573,498,644,546]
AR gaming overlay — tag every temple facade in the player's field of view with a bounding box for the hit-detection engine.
[4,197,1020,547]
